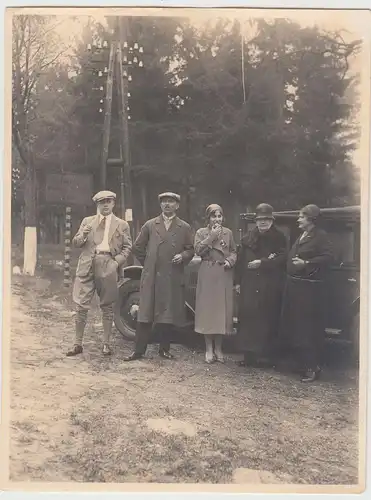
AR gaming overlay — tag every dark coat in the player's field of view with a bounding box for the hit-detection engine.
[132,215,194,326]
[280,226,333,369]
[234,225,287,355]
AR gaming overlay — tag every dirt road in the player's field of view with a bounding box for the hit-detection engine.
[9,274,359,485]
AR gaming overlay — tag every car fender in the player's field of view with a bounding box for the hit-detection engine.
[118,265,143,288]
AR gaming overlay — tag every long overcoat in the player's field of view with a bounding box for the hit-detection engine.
[234,225,287,355]
[194,226,237,335]
[280,226,333,367]
[133,215,194,326]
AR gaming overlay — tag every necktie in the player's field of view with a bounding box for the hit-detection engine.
[94,217,106,245]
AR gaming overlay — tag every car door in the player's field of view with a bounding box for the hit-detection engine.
[323,221,360,339]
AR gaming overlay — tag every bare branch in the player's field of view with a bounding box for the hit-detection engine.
[38,49,67,72]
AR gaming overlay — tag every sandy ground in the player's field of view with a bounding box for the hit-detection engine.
[9,270,359,485]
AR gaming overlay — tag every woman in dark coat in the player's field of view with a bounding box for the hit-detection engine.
[280,204,333,382]
[235,203,287,367]
[194,204,237,363]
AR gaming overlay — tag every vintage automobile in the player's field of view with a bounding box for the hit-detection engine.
[114,205,360,355]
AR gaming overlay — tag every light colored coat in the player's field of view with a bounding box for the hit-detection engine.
[194,226,237,335]
[132,215,194,325]
[73,214,132,277]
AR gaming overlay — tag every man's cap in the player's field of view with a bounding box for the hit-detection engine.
[92,190,117,203]
[255,203,274,220]
[158,192,181,202]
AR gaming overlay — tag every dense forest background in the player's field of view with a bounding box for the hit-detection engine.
[12,14,362,245]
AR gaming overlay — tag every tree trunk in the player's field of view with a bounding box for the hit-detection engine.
[23,160,37,275]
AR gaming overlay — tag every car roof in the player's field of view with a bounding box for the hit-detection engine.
[240,205,360,222]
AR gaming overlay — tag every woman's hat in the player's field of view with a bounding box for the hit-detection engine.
[301,204,321,220]
[255,203,274,220]
[205,204,223,219]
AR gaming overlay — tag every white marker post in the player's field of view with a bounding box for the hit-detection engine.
[64,206,72,287]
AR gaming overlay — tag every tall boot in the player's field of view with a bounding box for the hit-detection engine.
[101,304,113,355]
[66,307,87,356]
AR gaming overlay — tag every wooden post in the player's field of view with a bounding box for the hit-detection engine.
[101,41,116,189]
[64,206,72,287]
[119,145,125,220]
[117,17,132,223]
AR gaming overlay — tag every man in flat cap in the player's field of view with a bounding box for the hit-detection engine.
[124,192,194,361]
[66,190,132,357]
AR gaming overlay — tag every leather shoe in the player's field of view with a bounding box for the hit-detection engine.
[159,349,175,360]
[301,368,321,383]
[102,344,112,356]
[123,352,143,362]
[66,345,83,357]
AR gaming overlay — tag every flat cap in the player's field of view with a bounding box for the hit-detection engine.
[92,190,116,203]
[158,192,181,202]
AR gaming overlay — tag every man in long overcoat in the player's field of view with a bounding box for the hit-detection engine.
[66,190,132,356]
[235,203,287,367]
[124,192,194,361]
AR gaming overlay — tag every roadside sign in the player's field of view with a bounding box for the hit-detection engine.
[45,174,94,206]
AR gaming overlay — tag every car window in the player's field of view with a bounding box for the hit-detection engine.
[327,228,357,266]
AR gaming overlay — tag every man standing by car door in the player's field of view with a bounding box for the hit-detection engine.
[66,191,132,357]
[124,192,194,361]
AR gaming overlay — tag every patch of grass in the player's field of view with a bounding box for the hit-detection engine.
[17,434,35,444]
[13,420,38,433]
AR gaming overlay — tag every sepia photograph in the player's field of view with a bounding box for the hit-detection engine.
[2,5,370,493]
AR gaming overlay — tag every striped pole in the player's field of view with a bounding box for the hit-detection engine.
[64,206,72,287]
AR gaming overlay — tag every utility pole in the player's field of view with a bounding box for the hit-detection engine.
[98,16,143,232]
[116,16,132,221]
[100,41,116,189]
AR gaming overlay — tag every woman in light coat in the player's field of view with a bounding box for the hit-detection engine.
[194,204,237,363]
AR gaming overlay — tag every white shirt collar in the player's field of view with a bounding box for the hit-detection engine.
[162,213,176,221]
[98,212,113,223]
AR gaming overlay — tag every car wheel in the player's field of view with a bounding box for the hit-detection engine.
[114,279,140,341]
